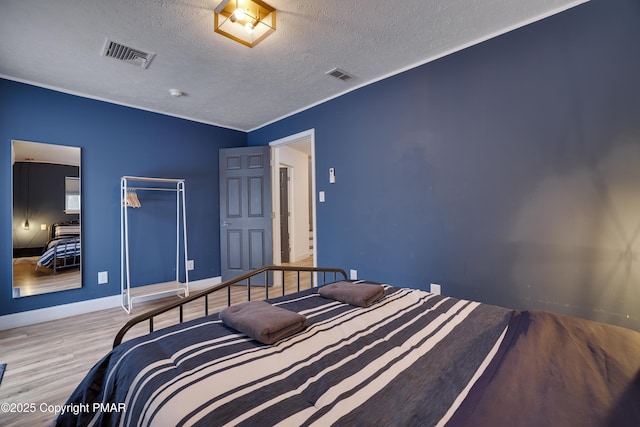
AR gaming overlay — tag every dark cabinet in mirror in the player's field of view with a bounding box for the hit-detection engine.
[12,140,82,297]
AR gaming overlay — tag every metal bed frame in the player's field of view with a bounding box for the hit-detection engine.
[50,237,81,275]
[113,265,347,348]
[42,220,81,275]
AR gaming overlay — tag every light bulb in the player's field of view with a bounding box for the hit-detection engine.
[24,219,30,230]
[233,8,245,21]
[245,22,254,33]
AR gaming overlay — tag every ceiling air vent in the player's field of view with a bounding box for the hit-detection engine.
[325,67,356,82]
[101,39,155,69]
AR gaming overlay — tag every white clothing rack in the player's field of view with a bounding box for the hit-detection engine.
[120,176,189,313]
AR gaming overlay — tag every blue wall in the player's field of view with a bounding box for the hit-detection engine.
[13,162,79,252]
[1,79,246,315]
[2,0,638,331]
[249,0,640,330]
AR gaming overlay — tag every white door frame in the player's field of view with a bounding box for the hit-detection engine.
[269,129,316,268]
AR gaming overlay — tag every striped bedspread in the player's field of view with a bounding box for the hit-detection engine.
[37,237,81,268]
[56,286,513,426]
[53,223,81,237]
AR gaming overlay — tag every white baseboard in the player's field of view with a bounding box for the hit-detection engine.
[0,276,222,331]
[0,295,121,331]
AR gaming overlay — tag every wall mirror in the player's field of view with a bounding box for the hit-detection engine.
[12,140,82,298]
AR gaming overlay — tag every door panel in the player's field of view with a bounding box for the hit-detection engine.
[249,229,265,269]
[227,230,243,270]
[226,177,242,217]
[248,154,264,168]
[279,167,290,263]
[226,155,241,169]
[248,176,264,217]
[220,146,272,282]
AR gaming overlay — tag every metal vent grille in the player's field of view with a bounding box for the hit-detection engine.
[101,39,155,69]
[326,67,356,82]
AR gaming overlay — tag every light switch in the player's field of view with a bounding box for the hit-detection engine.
[319,191,325,202]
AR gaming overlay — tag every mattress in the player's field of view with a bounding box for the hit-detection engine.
[55,284,640,427]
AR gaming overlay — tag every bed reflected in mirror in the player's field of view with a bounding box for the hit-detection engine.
[12,140,82,298]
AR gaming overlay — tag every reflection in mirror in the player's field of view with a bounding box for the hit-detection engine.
[12,140,81,298]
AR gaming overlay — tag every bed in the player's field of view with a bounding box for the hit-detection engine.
[50,220,81,239]
[55,266,640,427]
[36,221,81,274]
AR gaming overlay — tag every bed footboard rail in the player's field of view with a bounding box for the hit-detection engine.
[113,265,347,348]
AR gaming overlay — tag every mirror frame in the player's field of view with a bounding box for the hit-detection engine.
[11,140,82,298]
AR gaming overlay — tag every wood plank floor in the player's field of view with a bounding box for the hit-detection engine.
[12,256,81,297]
[0,260,326,426]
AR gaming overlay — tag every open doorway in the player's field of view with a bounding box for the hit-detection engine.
[270,129,316,268]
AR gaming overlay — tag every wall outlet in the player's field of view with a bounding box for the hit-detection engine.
[430,283,441,295]
[98,271,108,285]
[187,259,194,271]
[350,269,358,280]
[319,191,325,202]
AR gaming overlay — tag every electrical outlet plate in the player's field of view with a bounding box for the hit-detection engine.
[98,271,108,285]
[350,269,358,280]
[430,283,441,295]
[187,260,194,271]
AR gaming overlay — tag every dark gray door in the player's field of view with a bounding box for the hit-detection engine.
[279,167,290,263]
[220,146,272,282]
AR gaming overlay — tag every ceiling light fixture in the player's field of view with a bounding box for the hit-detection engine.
[214,0,276,48]
[233,7,245,21]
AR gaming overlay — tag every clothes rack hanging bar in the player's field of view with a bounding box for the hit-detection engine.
[126,186,181,192]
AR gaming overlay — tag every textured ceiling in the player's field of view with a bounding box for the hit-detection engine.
[0,0,587,132]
